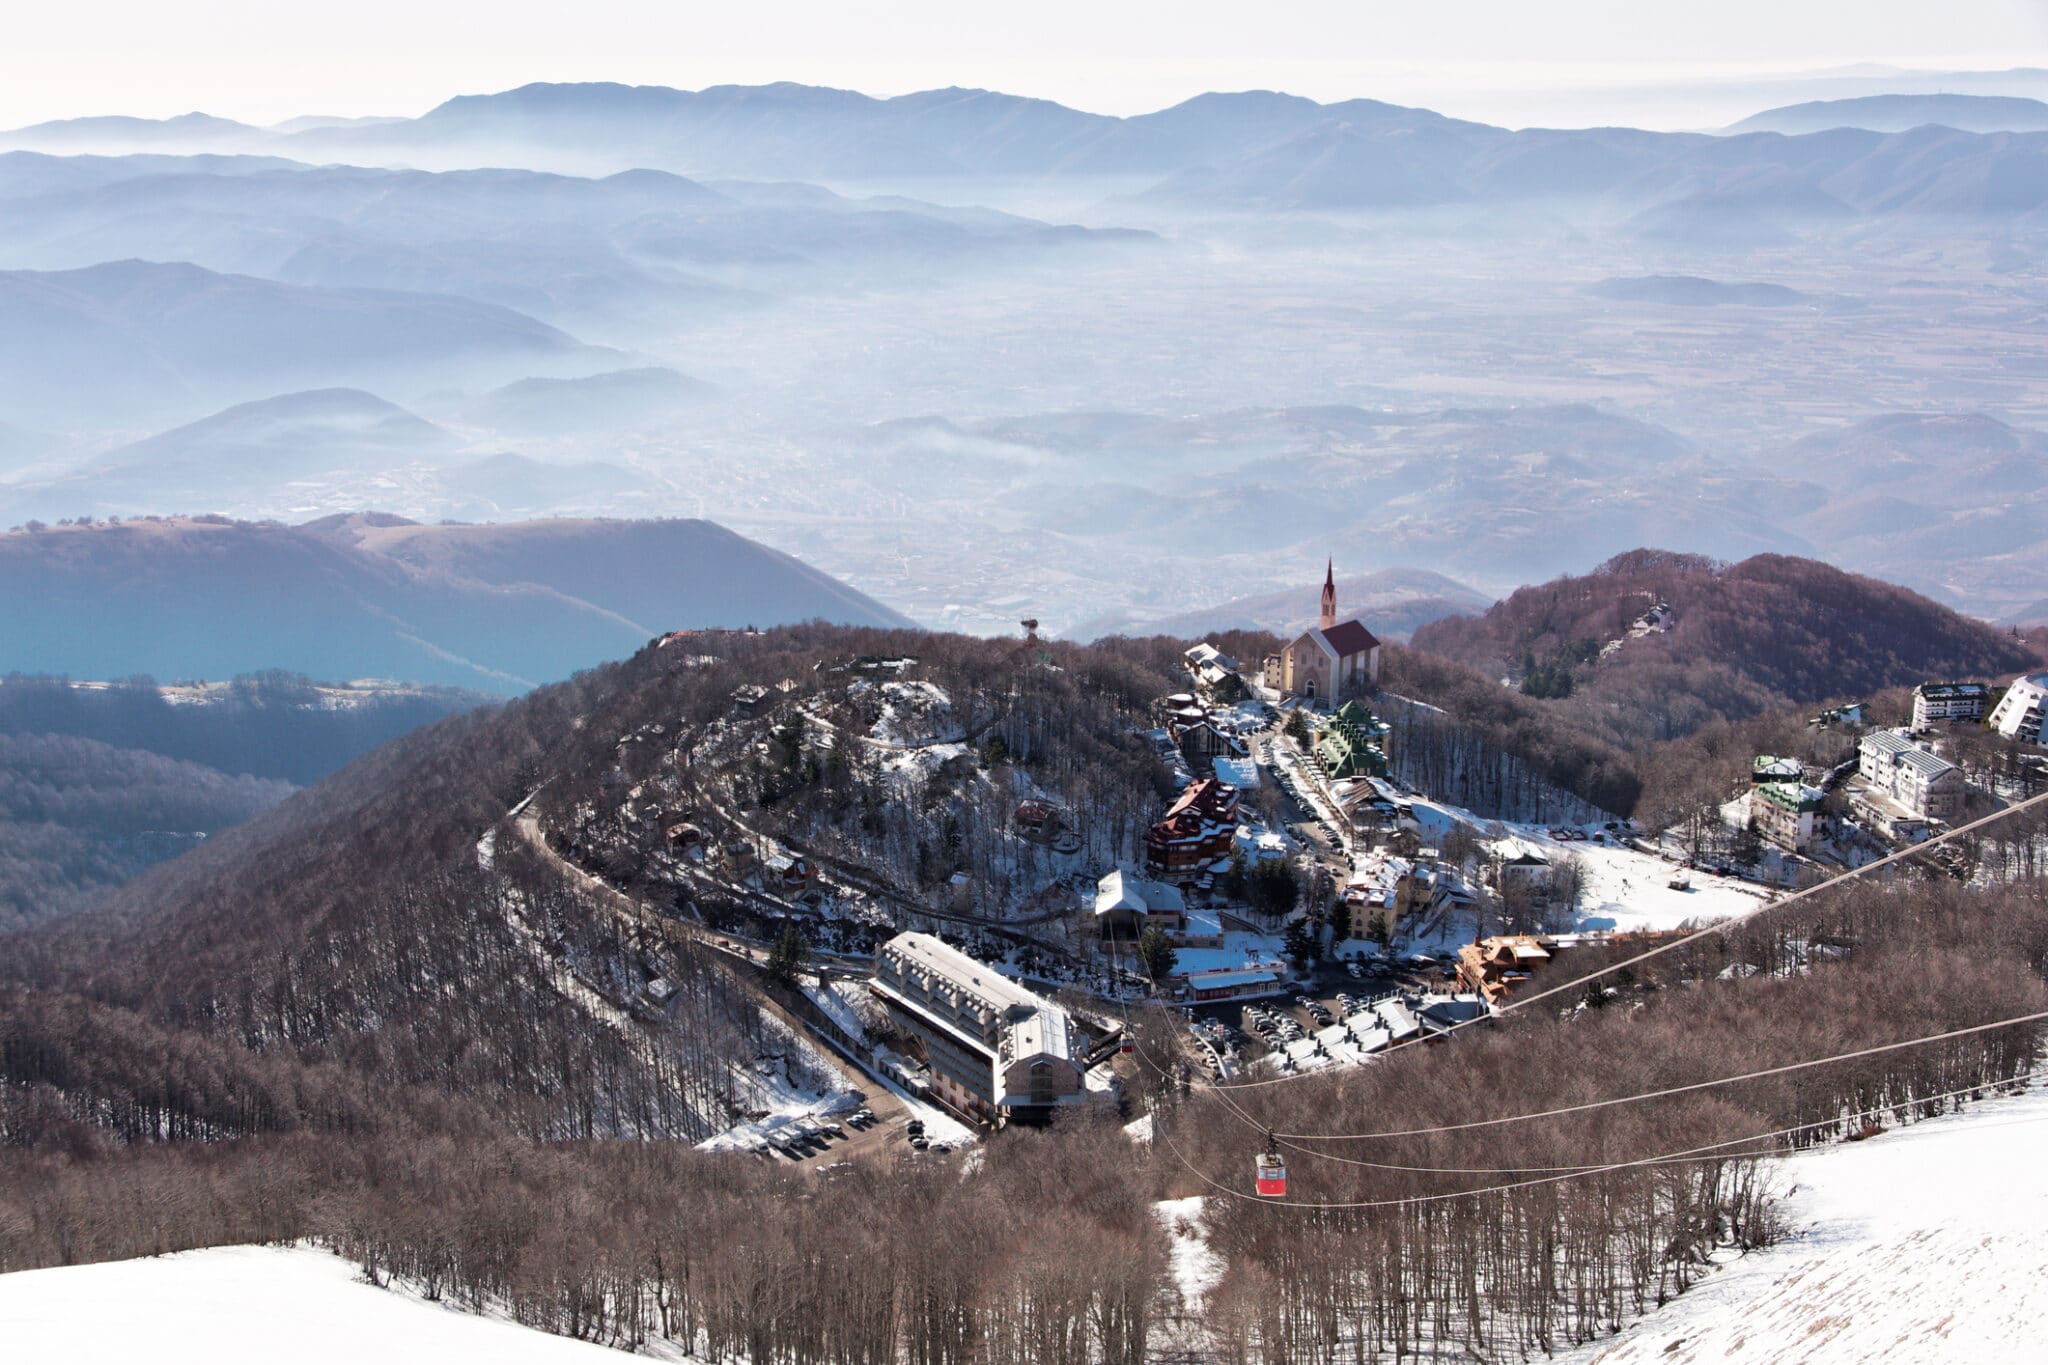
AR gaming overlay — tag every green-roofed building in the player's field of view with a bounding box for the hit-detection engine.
[1315,700,1391,780]
[1751,780,1824,852]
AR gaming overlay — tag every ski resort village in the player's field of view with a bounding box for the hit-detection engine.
[499,568,2048,1162]
[10,551,2048,1365]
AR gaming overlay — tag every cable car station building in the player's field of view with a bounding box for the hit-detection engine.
[871,932,1085,1124]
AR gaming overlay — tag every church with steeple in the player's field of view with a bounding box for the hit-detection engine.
[1276,561,1382,704]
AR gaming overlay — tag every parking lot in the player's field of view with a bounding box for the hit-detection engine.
[734,1087,977,1169]
[1180,955,1459,1076]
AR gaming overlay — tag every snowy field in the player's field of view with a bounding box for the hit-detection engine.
[1560,1083,2048,1364]
[1404,798,1769,943]
[1548,831,1771,935]
[0,1244,696,1364]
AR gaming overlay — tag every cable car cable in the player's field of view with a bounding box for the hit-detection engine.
[1193,1005,2048,1143]
[1135,961,2045,1186]
[1242,1071,2041,1175]
[1155,1072,2048,1211]
[1203,786,2048,1093]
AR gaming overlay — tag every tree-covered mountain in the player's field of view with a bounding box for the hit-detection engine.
[0,671,489,930]
[1411,549,2046,745]
[0,515,914,693]
[1,616,2041,1365]
[0,731,293,932]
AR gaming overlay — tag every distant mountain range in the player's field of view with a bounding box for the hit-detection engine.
[0,514,913,692]
[9,82,2048,229]
[0,260,600,427]
[0,111,261,151]
[463,368,717,435]
[0,155,1151,370]
[1074,568,1491,643]
[1584,275,1810,308]
[1728,94,2048,136]
[47,389,456,509]
[0,384,676,526]
[1777,412,2048,624]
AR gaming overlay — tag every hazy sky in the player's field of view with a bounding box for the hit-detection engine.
[7,1,2048,128]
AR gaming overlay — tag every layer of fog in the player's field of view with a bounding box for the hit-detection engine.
[3,110,2048,635]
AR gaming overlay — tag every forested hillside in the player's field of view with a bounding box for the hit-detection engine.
[0,672,485,930]
[0,672,484,785]
[1,617,2044,1363]
[0,733,291,930]
[1412,550,2045,747]
[0,625,1181,1151]
[0,515,914,693]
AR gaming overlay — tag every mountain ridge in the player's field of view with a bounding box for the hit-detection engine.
[1728,93,2048,136]
[0,514,914,692]
[1411,547,2046,746]
[16,82,2048,228]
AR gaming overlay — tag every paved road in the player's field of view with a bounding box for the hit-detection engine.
[509,809,889,1100]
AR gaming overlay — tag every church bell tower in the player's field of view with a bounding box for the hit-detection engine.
[1319,559,1337,631]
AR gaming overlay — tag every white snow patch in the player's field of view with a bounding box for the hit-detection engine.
[1404,797,1765,942]
[0,1244,699,1363]
[1154,1196,1224,1314]
[801,978,874,1043]
[1561,1082,2048,1364]
[854,679,963,747]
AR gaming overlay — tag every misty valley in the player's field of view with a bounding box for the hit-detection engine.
[5,89,2048,638]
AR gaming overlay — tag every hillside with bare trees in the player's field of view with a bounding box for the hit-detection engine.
[1413,550,2045,748]
[2,618,2045,1363]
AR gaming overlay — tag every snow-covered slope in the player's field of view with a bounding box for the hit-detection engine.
[1564,1085,2048,1363]
[0,1245,692,1364]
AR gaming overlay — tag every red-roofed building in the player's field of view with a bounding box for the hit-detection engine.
[1144,778,1241,877]
[1280,561,1382,703]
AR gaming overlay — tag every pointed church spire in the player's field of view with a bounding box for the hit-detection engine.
[1319,559,1337,630]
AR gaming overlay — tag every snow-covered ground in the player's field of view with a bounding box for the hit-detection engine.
[1404,797,1768,945]
[1561,1083,2048,1364]
[695,1091,863,1155]
[1154,1196,1224,1314]
[850,679,962,746]
[876,740,971,791]
[802,977,875,1043]
[1555,832,1770,935]
[0,1244,696,1364]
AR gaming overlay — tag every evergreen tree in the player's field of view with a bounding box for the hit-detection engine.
[766,922,810,986]
[1135,926,1178,982]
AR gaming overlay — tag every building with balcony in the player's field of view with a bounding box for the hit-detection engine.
[1859,729,1964,823]
[1989,673,2048,745]
[870,933,1084,1124]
